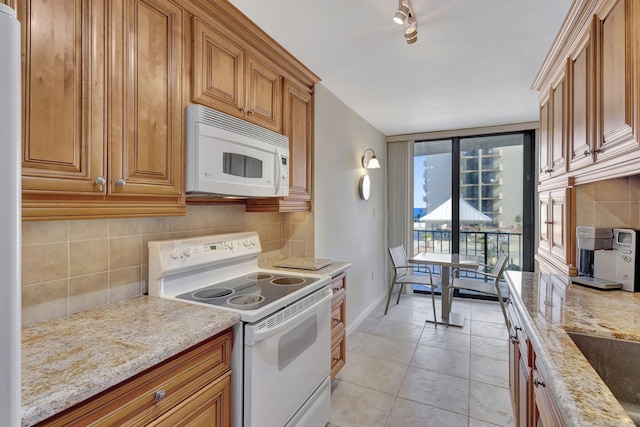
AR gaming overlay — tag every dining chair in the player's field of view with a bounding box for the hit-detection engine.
[448,251,509,328]
[386,244,438,324]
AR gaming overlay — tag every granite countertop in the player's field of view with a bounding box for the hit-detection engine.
[260,258,352,277]
[505,270,640,427]
[22,296,240,427]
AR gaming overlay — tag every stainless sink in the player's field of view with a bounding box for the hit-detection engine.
[568,332,640,426]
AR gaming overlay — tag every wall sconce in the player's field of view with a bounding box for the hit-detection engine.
[362,148,381,169]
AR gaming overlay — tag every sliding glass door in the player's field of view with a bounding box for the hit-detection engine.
[412,131,535,295]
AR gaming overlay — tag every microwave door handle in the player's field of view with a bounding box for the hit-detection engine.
[274,149,282,195]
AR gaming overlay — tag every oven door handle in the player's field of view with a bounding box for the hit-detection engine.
[245,287,332,345]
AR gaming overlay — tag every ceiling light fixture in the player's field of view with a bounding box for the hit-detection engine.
[393,0,418,44]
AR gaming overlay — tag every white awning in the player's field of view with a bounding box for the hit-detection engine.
[419,198,492,223]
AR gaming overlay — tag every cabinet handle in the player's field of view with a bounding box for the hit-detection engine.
[115,178,126,187]
[544,221,552,225]
[154,389,166,401]
[333,356,341,361]
[534,378,545,388]
[510,334,519,344]
[333,317,340,323]
[239,106,246,113]
[94,176,106,186]
[247,110,254,116]
[515,326,523,332]
[584,150,591,157]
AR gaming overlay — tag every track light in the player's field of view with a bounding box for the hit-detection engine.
[393,2,410,24]
[393,0,418,44]
[404,14,418,44]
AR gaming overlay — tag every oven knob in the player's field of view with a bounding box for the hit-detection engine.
[227,241,234,250]
[169,248,181,259]
[243,239,249,247]
[183,247,193,257]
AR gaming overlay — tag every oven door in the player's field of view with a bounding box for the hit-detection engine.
[243,286,332,427]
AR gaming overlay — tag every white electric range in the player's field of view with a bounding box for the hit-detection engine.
[148,231,332,427]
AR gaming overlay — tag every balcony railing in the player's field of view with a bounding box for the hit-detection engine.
[412,228,523,276]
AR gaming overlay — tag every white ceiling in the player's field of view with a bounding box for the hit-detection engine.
[228,0,573,136]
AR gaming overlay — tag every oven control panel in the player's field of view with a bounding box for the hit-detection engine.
[149,232,262,280]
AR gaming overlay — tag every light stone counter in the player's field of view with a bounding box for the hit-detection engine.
[22,296,239,427]
[505,270,640,427]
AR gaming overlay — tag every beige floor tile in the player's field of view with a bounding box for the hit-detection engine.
[329,380,395,427]
[398,366,469,415]
[420,326,472,353]
[355,334,417,365]
[385,397,468,427]
[471,335,510,361]
[346,331,369,353]
[469,381,515,426]
[470,354,509,388]
[411,344,470,379]
[374,319,424,343]
[339,352,408,395]
[470,319,509,341]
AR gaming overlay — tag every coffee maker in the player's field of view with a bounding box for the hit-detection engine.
[612,228,640,292]
[573,226,622,290]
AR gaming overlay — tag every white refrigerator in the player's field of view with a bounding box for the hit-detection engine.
[0,3,21,426]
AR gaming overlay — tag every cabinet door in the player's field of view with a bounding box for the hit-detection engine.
[538,192,551,253]
[245,54,282,133]
[19,0,106,195]
[549,188,570,263]
[283,80,312,203]
[538,100,551,180]
[108,0,184,197]
[192,18,245,118]
[596,0,639,158]
[569,26,595,172]
[550,73,567,176]
[533,360,565,427]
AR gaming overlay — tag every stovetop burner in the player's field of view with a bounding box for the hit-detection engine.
[175,271,320,311]
[192,288,234,300]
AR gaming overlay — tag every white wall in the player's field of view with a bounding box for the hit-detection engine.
[313,84,388,328]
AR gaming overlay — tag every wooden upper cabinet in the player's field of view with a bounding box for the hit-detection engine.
[107,0,184,197]
[596,0,639,160]
[283,80,312,202]
[568,23,595,172]
[19,0,186,220]
[192,18,282,133]
[538,70,565,182]
[20,0,106,195]
[246,80,313,212]
[550,73,567,176]
[539,99,550,180]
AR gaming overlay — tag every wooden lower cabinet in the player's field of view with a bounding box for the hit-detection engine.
[507,303,564,427]
[533,359,565,427]
[37,330,232,427]
[330,272,346,380]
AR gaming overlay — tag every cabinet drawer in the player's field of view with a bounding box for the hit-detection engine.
[39,330,232,426]
[330,329,346,380]
[330,273,346,293]
[147,372,232,427]
[331,291,346,340]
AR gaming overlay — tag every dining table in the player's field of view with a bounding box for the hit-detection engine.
[409,252,480,327]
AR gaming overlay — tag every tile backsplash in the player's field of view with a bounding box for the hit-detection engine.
[21,205,313,325]
[576,175,640,228]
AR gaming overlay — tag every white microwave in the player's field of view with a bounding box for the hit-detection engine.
[186,104,289,198]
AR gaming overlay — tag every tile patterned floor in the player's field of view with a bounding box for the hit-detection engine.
[328,294,515,427]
